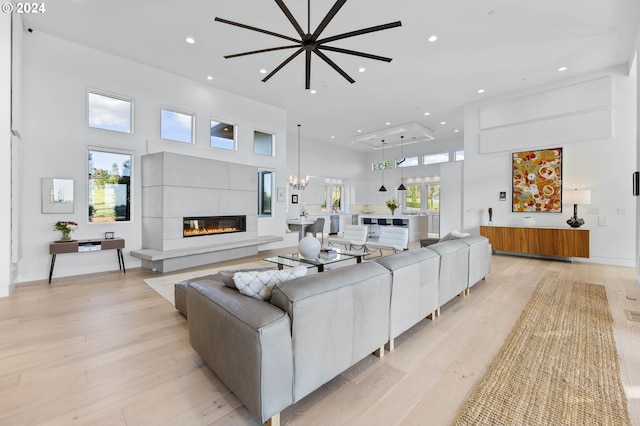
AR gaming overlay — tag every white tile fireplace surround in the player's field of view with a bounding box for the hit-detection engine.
[137,152,263,272]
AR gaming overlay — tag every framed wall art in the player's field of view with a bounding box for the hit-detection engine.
[512,148,562,212]
[42,178,74,214]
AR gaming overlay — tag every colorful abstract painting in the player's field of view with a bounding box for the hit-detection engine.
[512,148,562,212]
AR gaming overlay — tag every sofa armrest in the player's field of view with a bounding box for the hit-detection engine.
[186,280,293,423]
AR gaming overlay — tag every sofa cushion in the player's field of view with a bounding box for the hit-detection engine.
[219,267,277,288]
[233,266,307,300]
[439,230,470,242]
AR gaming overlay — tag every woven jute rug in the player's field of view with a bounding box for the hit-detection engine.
[453,277,631,425]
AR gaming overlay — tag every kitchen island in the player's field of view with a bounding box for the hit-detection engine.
[358,214,428,242]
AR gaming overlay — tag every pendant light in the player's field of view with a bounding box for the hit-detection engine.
[397,135,407,191]
[289,124,309,190]
[378,140,387,192]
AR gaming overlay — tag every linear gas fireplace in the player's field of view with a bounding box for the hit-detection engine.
[183,215,246,238]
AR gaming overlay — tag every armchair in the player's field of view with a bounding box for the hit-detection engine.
[365,226,409,257]
[328,225,368,250]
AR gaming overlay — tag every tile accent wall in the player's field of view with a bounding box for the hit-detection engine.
[141,151,258,251]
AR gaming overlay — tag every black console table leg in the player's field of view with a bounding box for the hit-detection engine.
[49,254,56,284]
[117,249,126,273]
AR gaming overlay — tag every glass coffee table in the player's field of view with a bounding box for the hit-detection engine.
[264,249,365,272]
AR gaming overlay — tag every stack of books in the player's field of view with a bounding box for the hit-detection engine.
[318,248,338,260]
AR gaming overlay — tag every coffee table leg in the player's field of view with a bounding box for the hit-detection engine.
[278,264,284,270]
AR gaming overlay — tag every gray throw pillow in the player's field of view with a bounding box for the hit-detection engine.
[219,267,277,288]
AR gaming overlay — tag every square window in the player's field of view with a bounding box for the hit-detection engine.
[88,90,133,134]
[254,131,274,156]
[210,119,236,150]
[161,107,194,143]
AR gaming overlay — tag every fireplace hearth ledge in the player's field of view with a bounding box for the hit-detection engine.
[130,235,283,273]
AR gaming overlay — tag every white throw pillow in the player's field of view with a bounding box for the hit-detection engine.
[439,230,470,242]
[233,266,307,300]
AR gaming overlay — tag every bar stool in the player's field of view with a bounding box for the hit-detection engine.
[377,218,390,227]
[392,218,407,226]
[363,217,374,237]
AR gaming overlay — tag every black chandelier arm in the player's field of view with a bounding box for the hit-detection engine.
[275,0,306,38]
[317,21,402,44]
[311,0,348,40]
[224,45,301,59]
[317,45,393,62]
[305,50,312,89]
[313,49,355,84]
[262,47,305,82]
[214,17,300,43]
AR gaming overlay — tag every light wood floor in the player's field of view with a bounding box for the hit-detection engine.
[2,248,640,425]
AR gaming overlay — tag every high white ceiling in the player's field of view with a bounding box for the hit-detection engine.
[22,0,640,152]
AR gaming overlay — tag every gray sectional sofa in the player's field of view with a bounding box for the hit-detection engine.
[175,235,491,425]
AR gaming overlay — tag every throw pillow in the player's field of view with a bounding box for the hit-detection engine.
[233,266,307,300]
[219,267,277,288]
[439,230,470,242]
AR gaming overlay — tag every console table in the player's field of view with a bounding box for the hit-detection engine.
[479,226,589,258]
[49,238,126,283]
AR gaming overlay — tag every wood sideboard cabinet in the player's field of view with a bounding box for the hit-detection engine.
[479,226,589,258]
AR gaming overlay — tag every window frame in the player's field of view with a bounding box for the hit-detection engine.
[258,169,274,217]
[160,106,195,144]
[87,89,134,134]
[253,130,275,157]
[210,118,237,151]
[422,152,451,165]
[372,159,394,171]
[396,156,419,168]
[87,146,133,223]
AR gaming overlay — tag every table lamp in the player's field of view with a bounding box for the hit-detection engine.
[563,188,591,228]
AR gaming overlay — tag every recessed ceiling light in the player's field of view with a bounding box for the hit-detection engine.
[357,129,362,133]
[558,66,567,72]
[310,89,317,94]
[331,136,336,139]
[454,129,460,133]
[440,121,447,125]
[259,69,267,74]
[477,89,485,94]
[358,67,366,73]
[386,122,391,126]
[185,37,195,44]
[207,76,213,80]
[428,35,438,43]
[424,112,430,116]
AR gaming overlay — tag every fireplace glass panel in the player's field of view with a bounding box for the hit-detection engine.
[183,215,246,237]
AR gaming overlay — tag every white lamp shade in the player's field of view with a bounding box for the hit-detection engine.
[563,189,591,205]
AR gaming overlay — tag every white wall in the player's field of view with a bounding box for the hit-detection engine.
[17,31,288,283]
[464,67,637,266]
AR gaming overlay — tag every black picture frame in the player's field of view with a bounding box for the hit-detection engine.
[291,194,298,204]
[105,232,115,239]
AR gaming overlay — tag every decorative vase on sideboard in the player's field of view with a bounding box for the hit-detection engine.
[523,216,536,227]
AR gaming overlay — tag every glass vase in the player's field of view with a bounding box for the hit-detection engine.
[60,229,71,242]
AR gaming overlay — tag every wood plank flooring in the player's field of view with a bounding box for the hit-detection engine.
[1,248,639,425]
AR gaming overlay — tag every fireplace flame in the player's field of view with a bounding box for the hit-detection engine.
[184,227,238,237]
